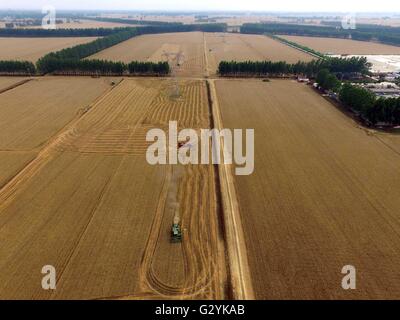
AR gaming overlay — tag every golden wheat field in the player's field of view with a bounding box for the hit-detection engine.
[205,33,314,74]
[0,37,98,62]
[0,76,114,196]
[280,35,400,55]
[0,78,226,299]
[215,79,400,299]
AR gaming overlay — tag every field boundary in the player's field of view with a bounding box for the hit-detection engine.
[206,79,255,300]
[0,78,32,95]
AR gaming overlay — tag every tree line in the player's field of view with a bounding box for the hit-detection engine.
[36,28,140,73]
[270,35,325,58]
[340,83,400,126]
[0,60,36,74]
[218,57,371,77]
[44,59,169,76]
[241,23,400,47]
[0,59,169,76]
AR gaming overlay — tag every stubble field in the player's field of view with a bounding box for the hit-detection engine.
[0,37,98,62]
[215,79,400,299]
[279,35,400,55]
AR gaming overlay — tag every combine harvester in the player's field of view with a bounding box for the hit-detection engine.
[171,216,182,242]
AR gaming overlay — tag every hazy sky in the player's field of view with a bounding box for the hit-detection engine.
[0,0,399,12]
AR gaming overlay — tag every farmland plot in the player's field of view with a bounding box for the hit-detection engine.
[279,35,400,55]
[0,37,98,62]
[89,32,207,77]
[0,77,115,150]
[215,79,400,299]
[205,33,314,75]
[0,79,226,299]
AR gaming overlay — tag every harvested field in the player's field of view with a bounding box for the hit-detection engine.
[0,78,226,299]
[89,32,206,77]
[205,33,314,75]
[0,37,98,62]
[279,35,400,55]
[0,77,115,150]
[215,79,400,299]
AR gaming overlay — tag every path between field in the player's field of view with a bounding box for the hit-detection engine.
[202,41,254,299]
[207,79,255,300]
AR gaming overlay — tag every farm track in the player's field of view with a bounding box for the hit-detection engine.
[0,37,99,63]
[207,80,255,300]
